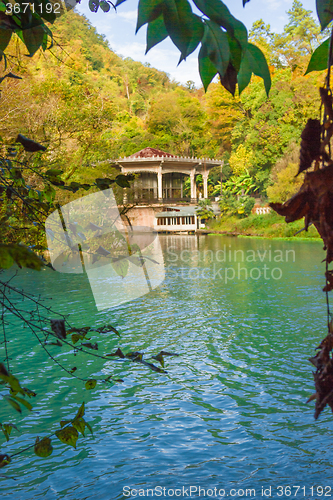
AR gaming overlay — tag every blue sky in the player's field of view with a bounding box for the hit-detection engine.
[75,0,319,86]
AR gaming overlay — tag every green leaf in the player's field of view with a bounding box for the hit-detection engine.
[43,184,56,203]
[41,31,49,51]
[146,15,168,53]
[316,0,333,30]
[3,395,21,413]
[22,25,45,55]
[0,244,44,271]
[74,402,85,420]
[178,13,204,62]
[95,178,115,190]
[0,29,12,52]
[227,32,242,72]
[0,246,14,269]
[28,189,39,200]
[305,37,330,74]
[85,379,97,390]
[100,0,111,11]
[45,169,63,177]
[73,417,86,436]
[112,258,129,278]
[162,0,197,58]
[12,396,32,411]
[68,182,83,193]
[198,48,218,91]
[0,423,13,442]
[60,420,71,428]
[85,420,93,435]
[56,426,79,448]
[34,437,53,458]
[201,20,230,78]
[71,334,83,344]
[237,50,252,94]
[247,43,271,96]
[89,0,100,12]
[193,0,248,51]
[236,43,271,96]
[137,0,163,33]
[115,174,131,188]
[1,371,25,396]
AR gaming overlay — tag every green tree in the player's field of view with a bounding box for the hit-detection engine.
[195,199,215,220]
[0,0,272,96]
[229,144,254,176]
[272,0,324,71]
[230,68,322,194]
[203,82,243,155]
[2,0,333,469]
[266,143,303,202]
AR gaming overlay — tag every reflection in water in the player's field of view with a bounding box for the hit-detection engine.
[0,235,330,500]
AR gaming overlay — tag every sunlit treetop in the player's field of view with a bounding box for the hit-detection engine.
[0,0,333,94]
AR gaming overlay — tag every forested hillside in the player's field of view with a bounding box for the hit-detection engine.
[0,1,327,197]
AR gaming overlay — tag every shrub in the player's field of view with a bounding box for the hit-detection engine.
[219,193,255,218]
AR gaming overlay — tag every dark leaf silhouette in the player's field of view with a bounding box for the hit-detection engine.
[106,348,125,358]
[297,118,321,176]
[88,222,102,231]
[48,340,62,347]
[271,166,333,263]
[151,353,164,367]
[16,134,47,152]
[0,454,11,468]
[50,319,66,340]
[324,270,333,292]
[0,72,22,84]
[93,324,120,337]
[308,330,333,419]
[96,246,111,257]
[81,342,98,350]
[219,63,237,95]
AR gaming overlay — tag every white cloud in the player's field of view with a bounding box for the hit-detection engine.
[108,38,202,87]
[117,10,137,26]
[266,0,281,10]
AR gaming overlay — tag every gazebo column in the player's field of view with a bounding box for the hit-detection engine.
[123,188,128,204]
[190,169,196,201]
[158,166,163,200]
[203,171,209,199]
[134,178,139,200]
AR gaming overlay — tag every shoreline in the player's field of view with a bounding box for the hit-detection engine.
[196,229,322,242]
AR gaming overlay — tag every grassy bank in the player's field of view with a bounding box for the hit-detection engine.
[207,212,320,239]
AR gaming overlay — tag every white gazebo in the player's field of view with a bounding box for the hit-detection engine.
[115,147,222,201]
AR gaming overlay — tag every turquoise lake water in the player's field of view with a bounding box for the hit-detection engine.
[0,235,332,500]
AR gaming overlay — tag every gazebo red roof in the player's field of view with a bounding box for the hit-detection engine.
[129,147,175,159]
